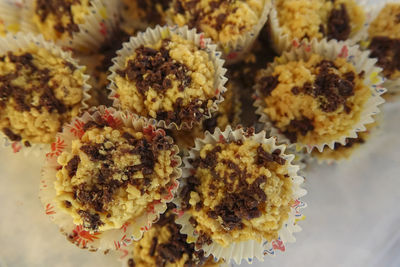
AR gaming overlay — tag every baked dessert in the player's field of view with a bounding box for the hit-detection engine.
[110,27,226,129]
[255,53,371,149]
[0,43,86,146]
[167,0,267,48]
[125,204,220,267]
[54,117,179,231]
[177,128,300,250]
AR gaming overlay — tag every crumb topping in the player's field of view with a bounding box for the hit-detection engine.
[179,136,293,247]
[126,204,219,267]
[0,46,84,144]
[168,0,264,46]
[55,120,176,231]
[257,54,371,145]
[115,34,216,127]
[33,0,91,40]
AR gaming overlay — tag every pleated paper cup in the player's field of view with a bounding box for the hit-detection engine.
[0,0,30,35]
[39,106,182,251]
[254,39,386,153]
[173,126,307,264]
[20,0,120,52]
[269,1,367,54]
[0,32,91,155]
[108,25,228,131]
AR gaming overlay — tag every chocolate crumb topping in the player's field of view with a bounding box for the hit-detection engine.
[195,231,213,249]
[327,4,351,41]
[127,258,135,267]
[257,145,286,166]
[369,36,400,78]
[283,117,315,143]
[117,41,192,95]
[149,237,158,257]
[35,0,81,36]
[64,200,72,208]
[334,136,365,149]
[259,75,279,96]
[78,210,104,231]
[2,127,21,141]
[66,155,80,178]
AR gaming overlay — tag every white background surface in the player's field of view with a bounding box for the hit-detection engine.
[1,0,400,266]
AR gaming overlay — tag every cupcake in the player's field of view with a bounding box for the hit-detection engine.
[40,107,182,250]
[171,80,241,151]
[109,26,227,130]
[25,0,119,51]
[254,40,385,152]
[270,0,365,53]
[366,2,400,97]
[174,127,306,263]
[123,204,220,267]
[121,0,169,32]
[0,33,89,150]
[166,0,271,63]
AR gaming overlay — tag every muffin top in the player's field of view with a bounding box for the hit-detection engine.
[167,0,265,46]
[368,3,400,79]
[54,119,177,232]
[0,46,84,145]
[126,204,220,267]
[179,132,294,247]
[121,0,169,28]
[33,0,91,41]
[275,0,365,41]
[256,54,371,147]
[114,33,217,127]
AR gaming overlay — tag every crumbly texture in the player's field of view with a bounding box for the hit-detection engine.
[55,122,176,231]
[368,4,400,79]
[312,122,375,161]
[126,205,220,267]
[171,81,240,150]
[276,0,365,41]
[33,0,91,41]
[115,34,216,127]
[0,46,84,145]
[121,0,169,29]
[168,0,264,46]
[256,54,371,146]
[179,137,293,247]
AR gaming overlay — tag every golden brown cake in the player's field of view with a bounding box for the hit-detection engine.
[368,3,400,80]
[114,33,217,127]
[32,0,91,42]
[54,118,178,231]
[178,129,295,248]
[0,46,85,145]
[167,0,265,47]
[125,204,220,267]
[255,54,371,147]
[275,0,365,41]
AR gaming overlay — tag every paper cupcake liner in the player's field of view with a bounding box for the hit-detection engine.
[20,0,120,52]
[357,0,400,96]
[269,2,367,54]
[0,32,91,155]
[108,25,228,131]
[173,126,307,264]
[39,106,182,251]
[165,0,271,65]
[0,0,26,34]
[254,39,386,153]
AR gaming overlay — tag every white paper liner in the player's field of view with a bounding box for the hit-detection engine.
[173,126,307,264]
[357,0,400,96]
[0,32,91,155]
[254,39,386,153]
[20,0,119,52]
[269,1,367,54]
[165,0,272,65]
[39,106,182,251]
[108,25,228,131]
[0,0,27,34]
